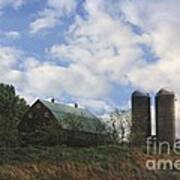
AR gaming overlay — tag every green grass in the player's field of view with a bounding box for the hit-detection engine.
[0,145,179,180]
[0,144,131,166]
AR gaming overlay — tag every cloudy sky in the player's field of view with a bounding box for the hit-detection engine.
[0,0,180,134]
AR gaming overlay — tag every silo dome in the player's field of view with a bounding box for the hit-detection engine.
[132,90,149,97]
[156,88,174,96]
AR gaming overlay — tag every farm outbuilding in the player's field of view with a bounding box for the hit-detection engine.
[155,89,176,146]
[18,99,108,146]
[131,90,151,145]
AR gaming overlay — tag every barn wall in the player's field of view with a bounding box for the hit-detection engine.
[19,128,110,146]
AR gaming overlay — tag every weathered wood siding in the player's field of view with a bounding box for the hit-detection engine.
[18,100,110,146]
[18,100,56,133]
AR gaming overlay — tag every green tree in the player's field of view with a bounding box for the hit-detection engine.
[0,83,28,146]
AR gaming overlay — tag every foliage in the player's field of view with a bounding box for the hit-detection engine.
[0,145,178,179]
[107,109,131,144]
[0,144,130,165]
[0,83,28,146]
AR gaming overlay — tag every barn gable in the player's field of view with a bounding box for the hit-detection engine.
[17,100,55,132]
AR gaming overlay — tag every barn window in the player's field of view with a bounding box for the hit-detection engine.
[36,103,41,109]
[44,112,49,118]
[28,113,33,119]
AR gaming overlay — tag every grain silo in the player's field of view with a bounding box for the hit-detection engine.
[155,89,175,146]
[131,90,151,145]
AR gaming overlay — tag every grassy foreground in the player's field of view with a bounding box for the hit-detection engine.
[0,145,180,180]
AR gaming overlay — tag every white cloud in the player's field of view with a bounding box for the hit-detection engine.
[0,0,25,15]
[0,46,22,67]
[120,0,180,92]
[25,63,109,98]
[49,0,144,85]
[78,98,114,115]
[5,31,21,39]
[0,46,25,87]
[0,0,25,9]
[47,0,76,13]
[30,9,59,34]
[30,0,76,33]
[23,57,40,69]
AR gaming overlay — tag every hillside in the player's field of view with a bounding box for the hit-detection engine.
[0,145,180,180]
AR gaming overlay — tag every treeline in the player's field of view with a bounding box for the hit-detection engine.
[0,83,28,146]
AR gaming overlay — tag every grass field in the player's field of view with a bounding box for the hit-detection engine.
[0,145,180,179]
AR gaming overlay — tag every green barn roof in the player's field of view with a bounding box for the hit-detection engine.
[39,100,105,134]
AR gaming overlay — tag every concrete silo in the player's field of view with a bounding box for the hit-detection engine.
[131,90,151,145]
[155,89,175,146]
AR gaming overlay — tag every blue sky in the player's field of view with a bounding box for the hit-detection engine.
[0,0,180,129]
